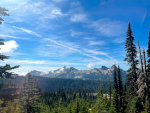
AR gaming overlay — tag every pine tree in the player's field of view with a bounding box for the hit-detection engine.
[117,65,123,110]
[147,27,150,107]
[0,6,9,24]
[147,26,150,75]
[21,74,41,113]
[94,83,109,113]
[144,96,150,113]
[113,65,118,95]
[68,104,72,113]
[145,26,150,113]
[108,77,112,105]
[147,27,150,94]
[109,65,119,113]
[109,90,118,113]
[124,23,138,95]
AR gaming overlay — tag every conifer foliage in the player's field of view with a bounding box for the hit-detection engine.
[21,74,41,113]
[147,27,150,74]
[94,83,109,113]
[117,65,123,110]
[109,65,119,113]
[124,23,138,95]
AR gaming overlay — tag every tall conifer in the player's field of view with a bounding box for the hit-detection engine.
[147,26,150,75]
[124,23,138,94]
[117,65,123,109]
[109,65,119,113]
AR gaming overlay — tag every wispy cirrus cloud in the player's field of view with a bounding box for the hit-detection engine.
[2,0,66,23]
[49,8,63,19]
[8,59,46,65]
[6,59,85,66]
[52,0,67,3]
[13,26,42,37]
[84,49,116,61]
[70,14,88,23]
[88,40,106,46]
[113,37,125,44]
[0,34,27,40]
[90,19,126,37]
[14,26,116,63]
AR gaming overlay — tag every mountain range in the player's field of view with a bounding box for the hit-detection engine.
[29,65,127,81]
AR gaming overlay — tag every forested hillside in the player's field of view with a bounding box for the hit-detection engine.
[0,4,150,113]
[9,76,111,92]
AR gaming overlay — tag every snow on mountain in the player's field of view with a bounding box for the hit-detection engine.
[28,65,127,81]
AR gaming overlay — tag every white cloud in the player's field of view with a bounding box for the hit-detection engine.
[113,37,125,44]
[0,34,27,39]
[85,49,116,61]
[0,40,18,53]
[70,14,87,22]
[49,8,64,19]
[86,60,126,69]
[13,26,42,37]
[8,59,46,65]
[2,0,65,23]
[6,59,85,66]
[87,63,94,68]
[85,49,107,56]
[90,19,125,37]
[70,30,84,37]
[88,41,105,46]
[45,38,103,61]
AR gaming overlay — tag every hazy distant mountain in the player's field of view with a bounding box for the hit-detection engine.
[28,65,127,81]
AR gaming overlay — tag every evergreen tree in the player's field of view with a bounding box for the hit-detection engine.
[145,26,150,113]
[147,26,150,75]
[109,65,119,113]
[124,23,138,95]
[147,27,150,97]
[144,96,150,113]
[93,83,109,113]
[117,65,123,110]
[108,77,112,105]
[109,90,118,113]
[68,104,72,113]
[113,65,118,94]
[0,6,9,24]
[21,74,41,113]
[126,96,142,113]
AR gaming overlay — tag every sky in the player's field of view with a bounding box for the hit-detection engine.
[0,0,149,75]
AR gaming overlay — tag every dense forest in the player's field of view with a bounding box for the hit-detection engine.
[0,6,150,113]
[10,76,111,92]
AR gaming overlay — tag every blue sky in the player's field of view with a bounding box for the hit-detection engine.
[0,0,149,75]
